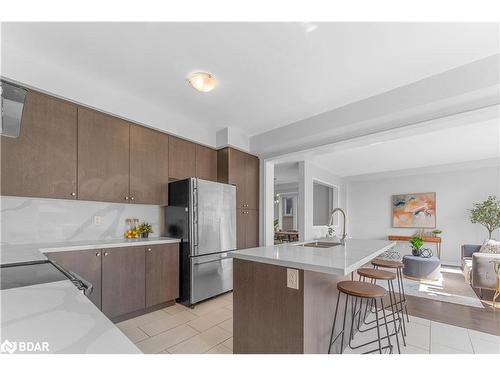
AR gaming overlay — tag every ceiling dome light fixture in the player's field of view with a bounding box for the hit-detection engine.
[187,72,217,93]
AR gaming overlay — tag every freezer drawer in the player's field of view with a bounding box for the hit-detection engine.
[191,252,233,304]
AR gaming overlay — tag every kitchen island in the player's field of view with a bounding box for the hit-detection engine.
[231,238,396,354]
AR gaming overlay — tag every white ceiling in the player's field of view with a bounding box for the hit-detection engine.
[313,119,500,177]
[2,22,499,141]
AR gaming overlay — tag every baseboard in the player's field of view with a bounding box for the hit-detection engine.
[111,300,176,323]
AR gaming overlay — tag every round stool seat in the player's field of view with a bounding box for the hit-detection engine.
[337,280,387,298]
[371,258,403,269]
[358,268,396,280]
[402,255,441,280]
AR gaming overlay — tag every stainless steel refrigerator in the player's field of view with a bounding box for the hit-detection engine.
[165,177,236,306]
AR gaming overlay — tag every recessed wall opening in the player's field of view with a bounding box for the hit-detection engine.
[274,162,299,244]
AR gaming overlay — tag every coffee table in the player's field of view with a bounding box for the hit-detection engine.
[402,255,441,281]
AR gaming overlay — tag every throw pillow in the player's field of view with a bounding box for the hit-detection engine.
[479,239,500,254]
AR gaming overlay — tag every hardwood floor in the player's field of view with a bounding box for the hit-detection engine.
[404,295,499,336]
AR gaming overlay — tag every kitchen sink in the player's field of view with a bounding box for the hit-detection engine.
[301,241,342,248]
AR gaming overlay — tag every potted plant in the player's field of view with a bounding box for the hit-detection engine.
[410,236,424,256]
[470,196,500,240]
[432,229,442,237]
[137,222,153,239]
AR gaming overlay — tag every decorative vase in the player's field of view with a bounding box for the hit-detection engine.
[141,232,149,239]
[421,248,433,258]
[411,248,421,256]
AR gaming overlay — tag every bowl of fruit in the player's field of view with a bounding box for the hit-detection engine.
[125,228,140,239]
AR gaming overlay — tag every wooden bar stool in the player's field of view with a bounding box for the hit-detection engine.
[328,281,393,354]
[371,258,410,327]
[356,268,406,353]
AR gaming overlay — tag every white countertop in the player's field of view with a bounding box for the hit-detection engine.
[0,280,140,354]
[231,238,396,275]
[0,237,181,265]
[0,236,180,354]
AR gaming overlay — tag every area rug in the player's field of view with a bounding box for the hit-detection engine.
[400,266,484,308]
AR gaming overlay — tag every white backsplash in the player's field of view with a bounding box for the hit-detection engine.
[0,196,162,245]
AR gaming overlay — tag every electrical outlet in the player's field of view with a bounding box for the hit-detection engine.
[287,268,299,290]
[93,215,102,225]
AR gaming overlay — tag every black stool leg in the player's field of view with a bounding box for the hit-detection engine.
[380,298,393,354]
[340,294,349,353]
[397,268,410,322]
[373,299,383,354]
[395,268,407,336]
[349,297,356,342]
[328,292,341,354]
[389,279,405,350]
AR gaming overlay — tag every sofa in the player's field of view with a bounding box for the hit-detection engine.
[461,244,499,296]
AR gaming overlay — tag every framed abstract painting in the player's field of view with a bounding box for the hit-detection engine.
[392,192,436,228]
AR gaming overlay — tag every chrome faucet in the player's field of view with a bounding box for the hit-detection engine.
[328,207,347,245]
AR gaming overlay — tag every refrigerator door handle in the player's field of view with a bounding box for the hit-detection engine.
[194,257,225,266]
[193,187,199,249]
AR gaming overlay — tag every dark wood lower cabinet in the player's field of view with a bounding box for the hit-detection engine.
[236,210,247,250]
[237,209,259,249]
[246,209,259,248]
[146,244,179,307]
[101,246,146,319]
[45,249,102,309]
[45,244,179,319]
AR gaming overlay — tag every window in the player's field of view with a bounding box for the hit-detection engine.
[283,197,294,216]
[313,181,338,226]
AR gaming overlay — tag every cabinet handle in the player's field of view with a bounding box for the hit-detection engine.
[147,248,152,252]
[125,196,129,201]
[70,192,76,197]
[130,197,135,201]
[104,252,109,256]
[95,252,100,257]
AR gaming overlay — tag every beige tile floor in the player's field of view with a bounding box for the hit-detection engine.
[117,291,499,354]
[116,292,234,354]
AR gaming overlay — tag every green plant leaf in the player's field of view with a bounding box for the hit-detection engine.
[470,196,500,238]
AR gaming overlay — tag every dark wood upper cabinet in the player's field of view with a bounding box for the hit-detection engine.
[219,147,260,249]
[101,246,146,318]
[130,125,169,205]
[244,154,260,210]
[1,90,77,199]
[228,148,248,208]
[145,243,179,307]
[218,147,260,209]
[77,108,130,203]
[169,136,196,180]
[195,144,217,182]
[45,249,102,309]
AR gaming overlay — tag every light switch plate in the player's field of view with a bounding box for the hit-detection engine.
[287,268,299,290]
[93,215,102,225]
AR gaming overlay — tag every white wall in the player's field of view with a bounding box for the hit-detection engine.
[347,163,500,266]
[298,161,347,241]
[216,127,250,152]
[0,196,162,244]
